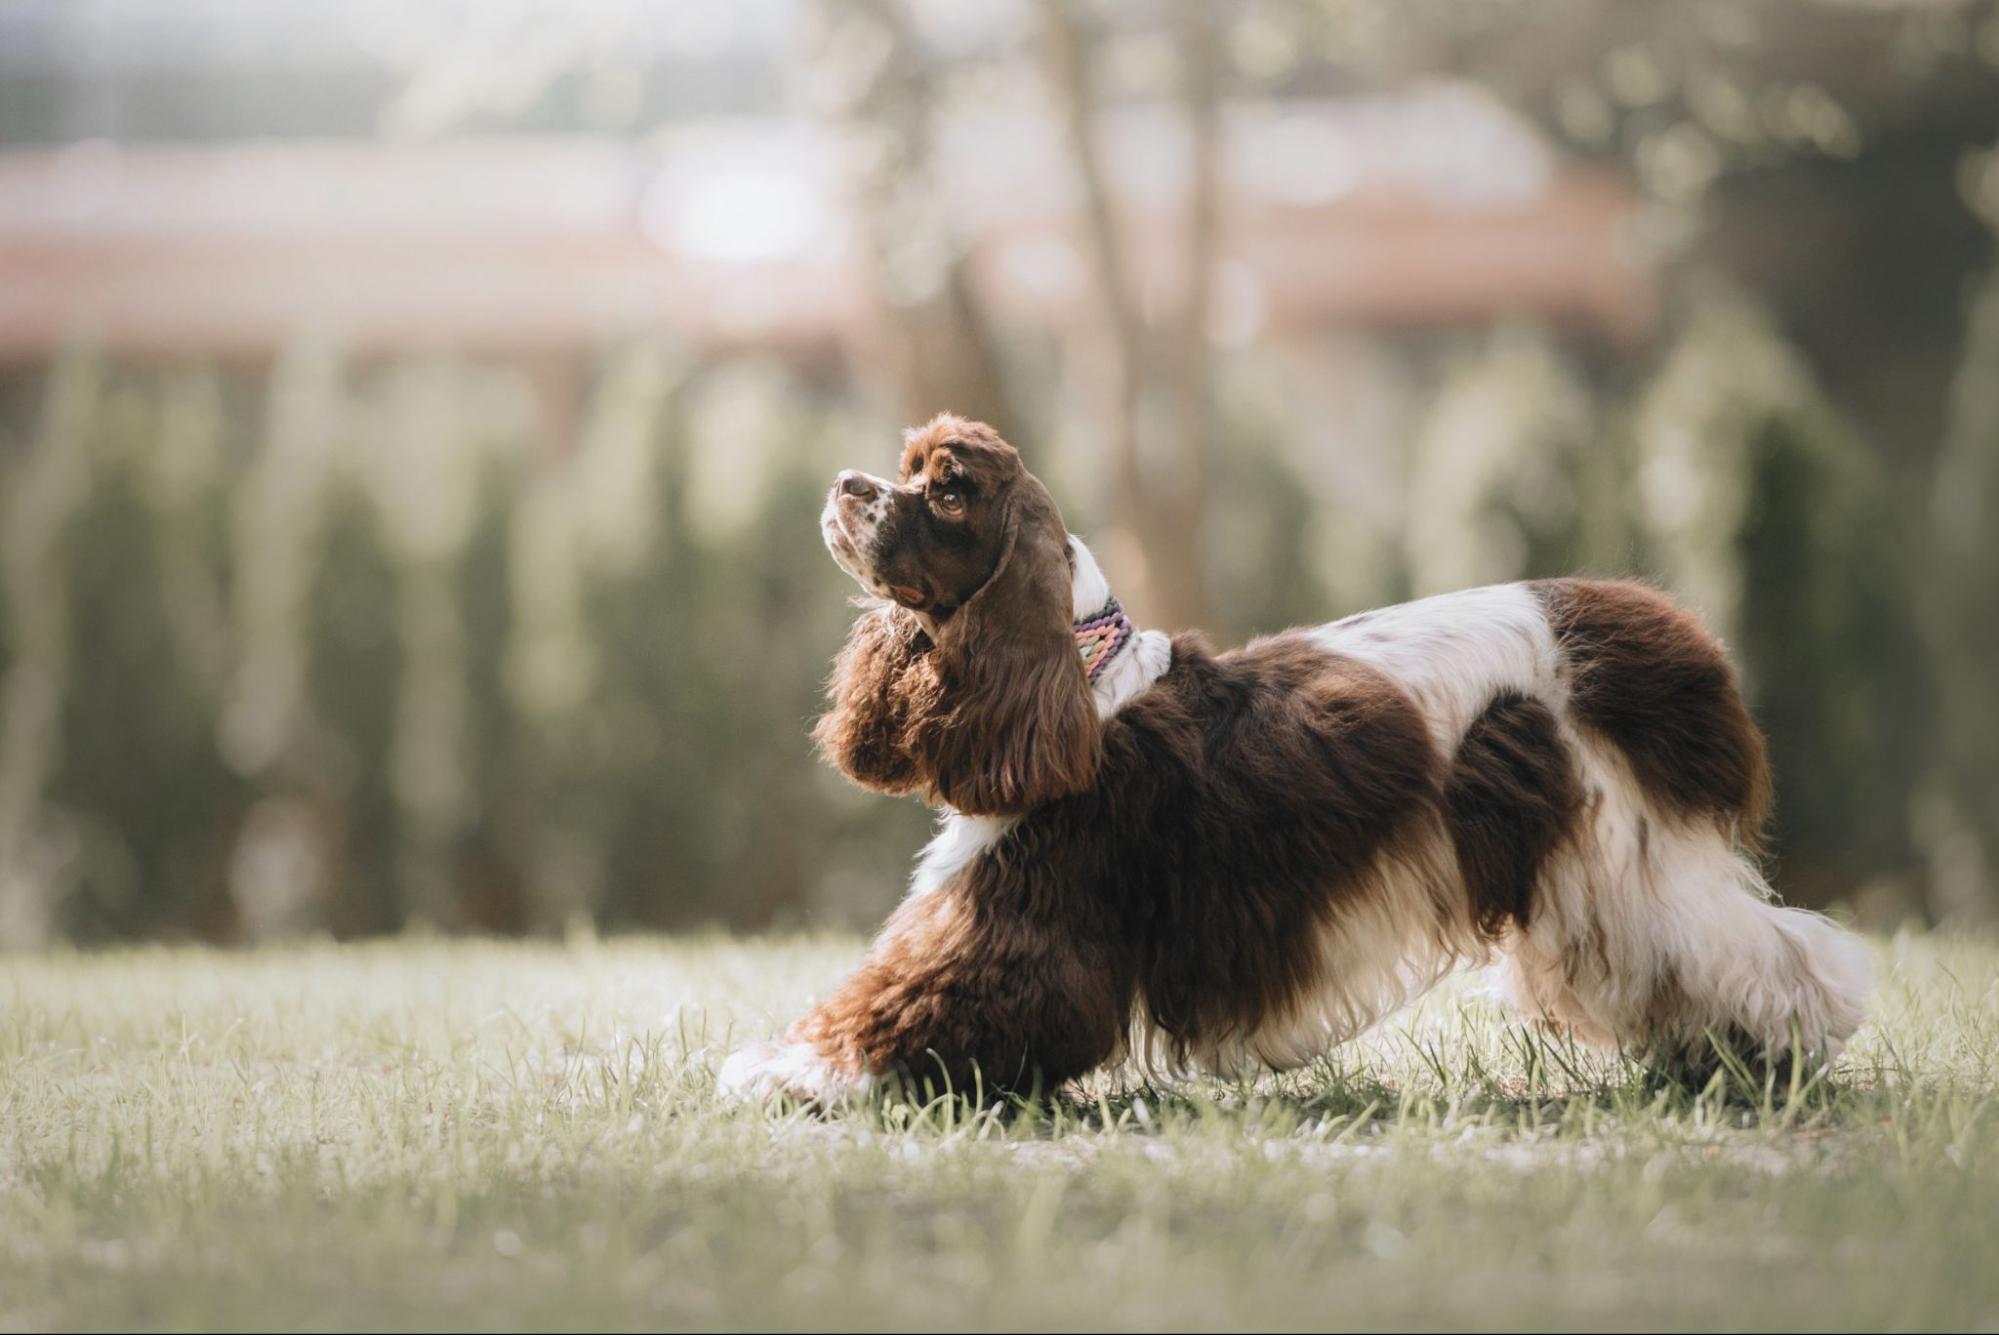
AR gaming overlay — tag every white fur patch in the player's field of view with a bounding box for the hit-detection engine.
[1497,734,1871,1060]
[821,472,897,598]
[908,811,1015,900]
[1067,534,1115,619]
[1311,583,1561,753]
[716,1040,875,1105]
[1070,537,1171,720]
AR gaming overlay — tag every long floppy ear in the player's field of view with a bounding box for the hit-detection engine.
[906,478,1101,815]
[812,601,934,795]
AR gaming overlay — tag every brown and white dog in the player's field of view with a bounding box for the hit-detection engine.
[719,415,1870,1103]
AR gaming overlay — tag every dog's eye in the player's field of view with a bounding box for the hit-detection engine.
[933,489,966,519]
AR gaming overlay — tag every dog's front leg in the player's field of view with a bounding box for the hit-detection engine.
[719,887,1129,1106]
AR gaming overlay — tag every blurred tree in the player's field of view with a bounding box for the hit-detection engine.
[1486,0,1996,474]
[1924,259,1999,926]
[365,363,485,930]
[305,470,410,938]
[1734,405,1931,910]
[1405,326,1602,595]
[802,0,1227,630]
[1204,385,1333,636]
[454,444,534,935]
[809,0,1020,439]
[1037,0,1222,630]
[0,357,96,946]
[49,374,244,940]
[1634,293,1932,913]
[1236,0,1998,476]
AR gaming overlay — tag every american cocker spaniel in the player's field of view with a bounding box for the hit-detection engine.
[719,415,1869,1103]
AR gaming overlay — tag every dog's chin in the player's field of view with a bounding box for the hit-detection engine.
[821,507,873,589]
[819,502,940,624]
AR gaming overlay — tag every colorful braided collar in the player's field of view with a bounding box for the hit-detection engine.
[1074,594,1134,683]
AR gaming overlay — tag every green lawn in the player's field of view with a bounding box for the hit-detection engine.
[3,931,1995,1332]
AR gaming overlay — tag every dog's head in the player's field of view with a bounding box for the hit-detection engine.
[815,414,1100,815]
[821,415,1058,622]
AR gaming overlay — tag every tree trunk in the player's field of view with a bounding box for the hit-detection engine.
[1038,0,1218,631]
[813,0,1018,441]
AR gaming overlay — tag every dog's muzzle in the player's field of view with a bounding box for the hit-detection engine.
[823,469,892,587]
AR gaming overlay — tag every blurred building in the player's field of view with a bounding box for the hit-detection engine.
[0,99,1653,365]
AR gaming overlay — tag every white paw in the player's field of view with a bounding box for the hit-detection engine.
[717,1040,873,1106]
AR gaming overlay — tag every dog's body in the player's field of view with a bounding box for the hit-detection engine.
[719,417,1869,1103]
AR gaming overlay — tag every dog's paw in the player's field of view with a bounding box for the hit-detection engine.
[716,1040,873,1106]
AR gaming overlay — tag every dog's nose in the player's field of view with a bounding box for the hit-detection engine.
[837,471,878,500]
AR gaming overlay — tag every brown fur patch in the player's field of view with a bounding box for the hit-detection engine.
[811,604,932,795]
[898,414,1018,491]
[789,860,1135,1094]
[899,463,1100,815]
[866,415,1025,620]
[789,632,1441,1091]
[1130,634,1441,1058]
[1444,692,1582,937]
[1534,578,1772,848]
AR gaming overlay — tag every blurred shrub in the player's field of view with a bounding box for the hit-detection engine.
[52,374,243,939]
[1923,266,1999,925]
[1633,295,1928,902]
[0,344,922,941]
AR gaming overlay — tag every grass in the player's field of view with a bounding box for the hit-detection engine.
[2,931,1996,1332]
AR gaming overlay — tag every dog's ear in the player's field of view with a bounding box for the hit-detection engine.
[813,602,932,795]
[907,476,1101,815]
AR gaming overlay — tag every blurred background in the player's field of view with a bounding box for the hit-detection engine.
[0,0,1994,946]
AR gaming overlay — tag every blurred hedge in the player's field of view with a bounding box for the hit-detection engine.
[0,288,1988,943]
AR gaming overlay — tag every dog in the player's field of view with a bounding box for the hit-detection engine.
[718,414,1870,1103]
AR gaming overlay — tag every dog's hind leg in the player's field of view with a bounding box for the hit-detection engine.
[1495,745,1871,1074]
[1505,579,1874,1073]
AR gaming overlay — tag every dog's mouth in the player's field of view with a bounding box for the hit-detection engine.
[821,491,878,589]
[821,480,939,615]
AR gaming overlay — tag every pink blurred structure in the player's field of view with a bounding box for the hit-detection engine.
[0,90,1655,366]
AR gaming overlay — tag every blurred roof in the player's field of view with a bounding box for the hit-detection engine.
[0,91,1656,363]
